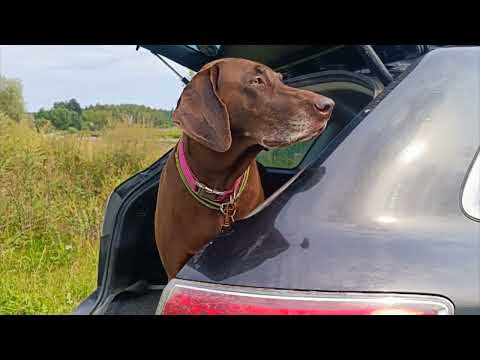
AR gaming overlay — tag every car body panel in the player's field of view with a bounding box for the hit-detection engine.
[177,47,480,314]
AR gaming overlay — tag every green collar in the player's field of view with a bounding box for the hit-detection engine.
[174,143,250,217]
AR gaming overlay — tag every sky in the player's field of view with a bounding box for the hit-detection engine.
[0,45,191,112]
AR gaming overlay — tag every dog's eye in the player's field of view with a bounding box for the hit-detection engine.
[250,76,265,86]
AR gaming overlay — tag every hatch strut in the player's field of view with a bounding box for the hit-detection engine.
[355,45,393,86]
[136,46,190,85]
[153,53,190,85]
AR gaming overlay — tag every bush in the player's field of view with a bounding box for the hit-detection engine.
[33,117,53,133]
[0,76,26,122]
[36,106,83,131]
[0,111,15,125]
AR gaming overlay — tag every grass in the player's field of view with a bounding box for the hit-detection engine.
[0,117,179,314]
[0,114,307,314]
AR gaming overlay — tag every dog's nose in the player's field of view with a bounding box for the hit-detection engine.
[314,98,335,115]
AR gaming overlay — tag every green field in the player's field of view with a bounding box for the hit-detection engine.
[0,118,180,314]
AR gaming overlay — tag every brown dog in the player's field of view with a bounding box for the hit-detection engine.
[155,58,334,279]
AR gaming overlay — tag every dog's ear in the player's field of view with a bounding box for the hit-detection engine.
[172,64,231,152]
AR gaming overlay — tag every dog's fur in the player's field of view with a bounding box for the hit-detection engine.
[155,58,334,279]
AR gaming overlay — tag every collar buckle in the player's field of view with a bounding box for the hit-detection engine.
[196,182,228,201]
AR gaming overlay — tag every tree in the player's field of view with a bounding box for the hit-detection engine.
[82,108,111,131]
[0,76,26,122]
[53,98,82,114]
[67,99,82,114]
[166,108,175,126]
[36,106,83,131]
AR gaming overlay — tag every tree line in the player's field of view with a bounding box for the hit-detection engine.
[35,100,175,132]
[0,75,175,132]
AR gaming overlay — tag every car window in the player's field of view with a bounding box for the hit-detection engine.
[462,149,480,221]
[256,139,315,169]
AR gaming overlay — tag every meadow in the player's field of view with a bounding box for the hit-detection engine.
[0,116,180,314]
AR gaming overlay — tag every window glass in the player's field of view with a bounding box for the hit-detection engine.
[256,139,315,169]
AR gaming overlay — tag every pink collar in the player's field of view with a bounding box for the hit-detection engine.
[177,137,246,202]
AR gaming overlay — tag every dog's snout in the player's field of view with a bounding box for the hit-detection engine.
[314,98,335,115]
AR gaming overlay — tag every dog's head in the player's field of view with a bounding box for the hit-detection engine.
[173,58,334,152]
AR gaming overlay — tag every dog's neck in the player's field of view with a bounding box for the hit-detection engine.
[182,134,263,191]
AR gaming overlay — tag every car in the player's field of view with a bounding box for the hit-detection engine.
[74,44,477,315]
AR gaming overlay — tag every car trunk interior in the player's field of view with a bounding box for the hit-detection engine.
[97,67,382,315]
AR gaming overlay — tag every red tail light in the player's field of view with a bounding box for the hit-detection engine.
[156,279,454,315]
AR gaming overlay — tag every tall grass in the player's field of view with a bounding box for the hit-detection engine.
[0,118,179,314]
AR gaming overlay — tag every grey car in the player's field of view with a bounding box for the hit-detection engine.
[75,45,479,315]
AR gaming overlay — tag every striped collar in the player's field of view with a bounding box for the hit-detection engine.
[174,137,250,210]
